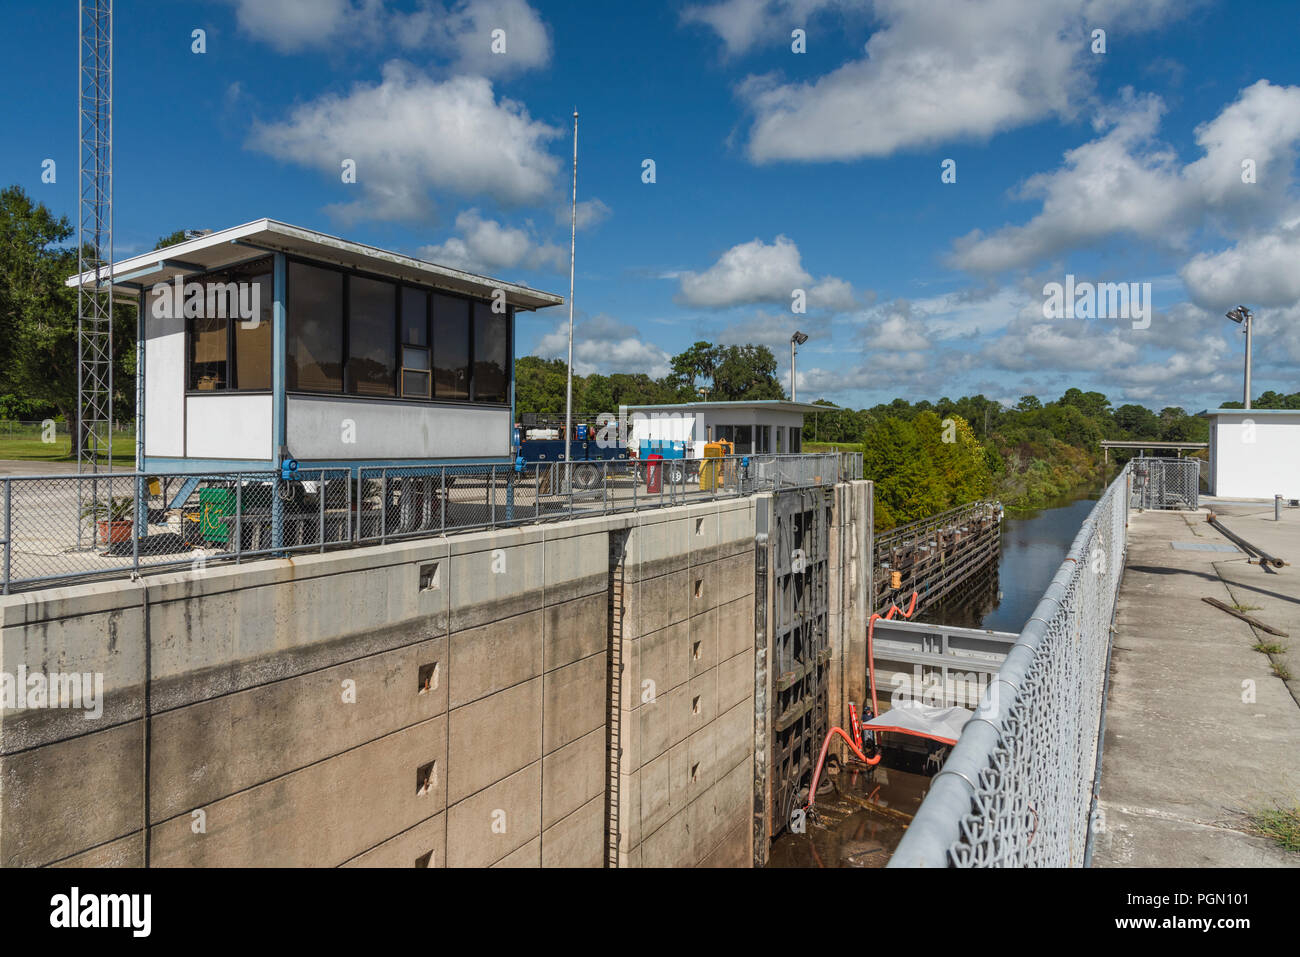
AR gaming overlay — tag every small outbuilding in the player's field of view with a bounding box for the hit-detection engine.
[619,400,831,458]
[1206,408,1300,499]
[67,218,564,475]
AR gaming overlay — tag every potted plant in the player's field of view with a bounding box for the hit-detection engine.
[79,496,135,545]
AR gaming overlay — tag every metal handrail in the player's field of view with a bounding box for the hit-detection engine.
[0,452,851,595]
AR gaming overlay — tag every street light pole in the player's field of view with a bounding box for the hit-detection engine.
[1225,306,1253,409]
[1244,311,1253,410]
[790,330,808,401]
[563,109,578,485]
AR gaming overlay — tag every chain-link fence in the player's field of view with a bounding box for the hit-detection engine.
[353,452,846,544]
[1,453,846,592]
[1,469,352,593]
[888,462,1133,867]
[1129,455,1199,510]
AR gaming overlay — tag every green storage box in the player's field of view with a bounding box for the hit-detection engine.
[199,488,235,543]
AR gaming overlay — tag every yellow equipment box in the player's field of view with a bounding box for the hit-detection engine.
[699,440,734,491]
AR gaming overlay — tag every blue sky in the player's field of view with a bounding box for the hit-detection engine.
[3,0,1298,412]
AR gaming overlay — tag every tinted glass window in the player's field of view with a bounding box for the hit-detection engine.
[347,275,396,396]
[401,287,428,346]
[717,424,752,453]
[432,294,470,399]
[190,316,228,390]
[288,262,343,392]
[233,271,273,390]
[472,301,508,403]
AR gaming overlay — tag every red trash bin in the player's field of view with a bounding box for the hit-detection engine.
[646,454,663,493]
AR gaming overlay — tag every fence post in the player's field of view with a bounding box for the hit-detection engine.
[319,471,326,552]
[441,467,447,533]
[132,475,141,574]
[235,474,243,563]
[3,479,10,595]
[491,466,497,528]
[380,469,388,545]
[271,471,284,554]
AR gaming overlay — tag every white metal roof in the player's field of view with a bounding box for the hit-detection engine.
[65,218,565,311]
[1206,408,1300,417]
[621,400,835,415]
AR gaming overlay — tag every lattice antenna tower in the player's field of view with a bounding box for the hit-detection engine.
[77,0,113,474]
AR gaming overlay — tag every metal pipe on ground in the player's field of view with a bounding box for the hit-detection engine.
[1207,513,1285,568]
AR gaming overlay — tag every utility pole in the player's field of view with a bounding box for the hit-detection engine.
[563,109,578,487]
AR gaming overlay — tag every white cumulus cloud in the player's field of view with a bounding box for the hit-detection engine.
[248,65,562,225]
[226,0,551,75]
[951,81,1300,273]
[1181,218,1300,310]
[735,0,1183,163]
[534,314,672,377]
[420,209,567,273]
[677,235,855,309]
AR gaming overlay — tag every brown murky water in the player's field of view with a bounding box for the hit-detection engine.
[766,760,932,868]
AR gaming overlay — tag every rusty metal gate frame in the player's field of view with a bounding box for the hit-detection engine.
[759,485,834,844]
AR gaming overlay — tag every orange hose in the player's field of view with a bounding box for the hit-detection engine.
[868,591,918,718]
[802,591,920,813]
[806,726,879,810]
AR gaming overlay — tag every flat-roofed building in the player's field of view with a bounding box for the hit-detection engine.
[67,219,564,474]
[620,400,832,458]
[1206,408,1300,499]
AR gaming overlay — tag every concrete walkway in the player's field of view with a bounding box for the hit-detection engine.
[1093,502,1300,867]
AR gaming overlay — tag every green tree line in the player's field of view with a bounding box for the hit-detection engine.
[6,184,1292,527]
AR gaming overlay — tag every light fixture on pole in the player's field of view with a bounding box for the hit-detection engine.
[1225,305,1253,410]
[790,330,808,401]
[563,109,578,488]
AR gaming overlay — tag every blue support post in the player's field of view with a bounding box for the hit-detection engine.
[271,253,287,552]
[135,290,147,545]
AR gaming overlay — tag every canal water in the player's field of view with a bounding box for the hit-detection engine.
[767,486,1103,867]
[918,486,1105,633]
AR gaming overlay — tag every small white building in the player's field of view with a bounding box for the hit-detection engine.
[67,219,564,474]
[1207,408,1300,499]
[620,400,831,458]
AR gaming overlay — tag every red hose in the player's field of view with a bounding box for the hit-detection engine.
[868,591,918,718]
[806,726,880,810]
[803,591,920,813]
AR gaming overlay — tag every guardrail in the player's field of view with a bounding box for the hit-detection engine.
[873,500,1002,614]
[887,461,1136,867]
[0,452,856,594]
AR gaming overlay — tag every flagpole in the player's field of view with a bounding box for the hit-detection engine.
[563,109,578,489]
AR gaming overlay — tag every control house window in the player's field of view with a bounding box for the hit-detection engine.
[401,286,431,398]
[185,259,273,392]
[346,275,397,397]
[183,256,516,405]
[472,301,509,403]
[432,293,470,400]
[287,261,344,392]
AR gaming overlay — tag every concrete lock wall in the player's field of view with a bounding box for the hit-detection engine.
[0,481,871,868]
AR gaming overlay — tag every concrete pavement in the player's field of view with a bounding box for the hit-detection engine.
[1092,502,1300,867]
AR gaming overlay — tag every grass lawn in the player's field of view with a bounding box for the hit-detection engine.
[804,441,864,453]
[0,434,137,468]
